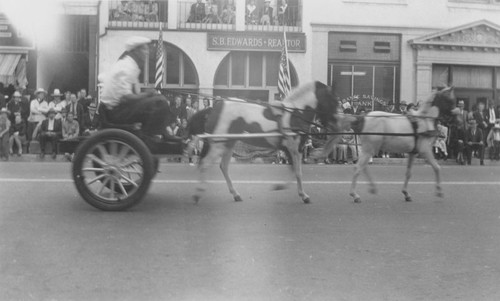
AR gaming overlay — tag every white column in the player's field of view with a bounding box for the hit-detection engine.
[235,0,245,31]
[168,0,178,30]
[310,29,329,83]
[99,1,109,35]
[415,62,432,103]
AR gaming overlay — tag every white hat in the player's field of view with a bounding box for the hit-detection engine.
[125,36,151,51]
[13,91,22,97]
[52,89,62,97]
[35,88,47,95]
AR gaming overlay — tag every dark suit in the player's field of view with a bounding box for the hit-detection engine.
[188,2,205,22]
[260,6,273,25]
[465,127,484,165]
[66,102,85,133]
[39,118,62,154]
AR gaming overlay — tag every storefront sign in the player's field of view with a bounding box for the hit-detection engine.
[0,14,34,49]
[207,32,306,53]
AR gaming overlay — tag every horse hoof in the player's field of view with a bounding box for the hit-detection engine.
[405,196,412,202]
[303,197,311,204]
[354,197,361,203]
[234,195,243,202]
[436,191,444,198]
[272,183,287,191]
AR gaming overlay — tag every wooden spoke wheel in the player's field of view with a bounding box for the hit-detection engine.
[72,129,155,211]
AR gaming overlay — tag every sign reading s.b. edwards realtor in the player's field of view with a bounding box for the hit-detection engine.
[207,32,306,53]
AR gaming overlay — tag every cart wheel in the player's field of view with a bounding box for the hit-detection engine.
[72,129,155,211]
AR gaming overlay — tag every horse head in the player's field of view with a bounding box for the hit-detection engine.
[313,81,339,129]
[431,86,461,127]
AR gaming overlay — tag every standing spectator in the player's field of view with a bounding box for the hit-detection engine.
[201,97,212,110]
[473,101,488,141]
[39,108,62,159]
[487,123,500,161]
[185,96,198,121]
[351,98,364,115]
[188,0,205,23]
[66,93,84,134]
[27,88,49,141]
[221,4,235,24]
[246,0,258,24]
[49,89,67,120]
[9,113,26,156]
[260,0,274,25]
[203,0,220,23]
[278,0,288,25]
[171,96,185,121]
[456,100,469,127]
[7,91,23,123]
[0,82,5,108]
[464,119,484,166]
[433,120,448,160]
[78,89,92,131]
[486,101,498,139]
[0,108,11,160]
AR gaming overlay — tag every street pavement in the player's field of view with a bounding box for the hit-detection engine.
[1,162,500,300]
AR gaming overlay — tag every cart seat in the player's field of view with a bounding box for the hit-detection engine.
[97,104,140,132]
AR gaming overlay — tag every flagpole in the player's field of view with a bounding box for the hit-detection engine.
[284,31,290,94]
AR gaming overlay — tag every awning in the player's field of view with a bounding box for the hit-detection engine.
[0,54,22,85]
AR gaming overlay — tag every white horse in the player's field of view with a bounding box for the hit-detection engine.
[348,87,460,203]
[188,81,339,204]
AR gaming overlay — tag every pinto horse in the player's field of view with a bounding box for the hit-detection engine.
[347,87,460,203]
[188,81,339,203]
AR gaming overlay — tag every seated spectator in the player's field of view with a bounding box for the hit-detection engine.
[185,96,198,121]
[335,126,357,164]
[65,93,84,134]
[39,108,62,159]
[433,120,448,160]
[7,91,23,123]
[260,0,273,25]
[487,123,500,161]
[464,119,484,166]
[0,108,11,161]
[27,88,49,142]
[177,118,188,138]
[220,5,235,24]
[448,124,465,164]
[302,137,313,163]
[246,0,258,24]
[166,120,179,137]
[9,112,26,156]
[188,0,205,23]
[62,112,80,141]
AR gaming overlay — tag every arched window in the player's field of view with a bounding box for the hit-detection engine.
[143,42,199,89]
[213,51,298,101]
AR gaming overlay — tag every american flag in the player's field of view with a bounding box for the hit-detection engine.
[155,23,164,90]
[278,31,291,100]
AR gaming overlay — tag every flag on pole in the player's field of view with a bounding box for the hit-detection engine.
[278,31,291,100]
[155,23,164,90]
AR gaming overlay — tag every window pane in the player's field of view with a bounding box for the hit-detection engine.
[374,66,394,101]
[166,45,180,84]
[265,52,280,87]
[331,65,353,100]
[353,66,373,97]
[432,65,449,88]
[214,55,229,86]
[183,54,197,85]
[248,52,263,87]
[231,52,246,86]
[452,66,492,88]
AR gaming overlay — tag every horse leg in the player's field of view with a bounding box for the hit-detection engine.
[422,147,443,198]
[286,142,310,204]
[219,142,242,202]
[350,151,372,203]
[402,153,416,202]
[193,143,225,203]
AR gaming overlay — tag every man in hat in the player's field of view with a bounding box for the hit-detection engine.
[49,89,67,120]
[260,0,274,25]
[39,108,62,159]
[7,91,24,123]
[100,36,174,141]
[0,107,11,160]
[464,119,484,166]
[27,88,49,142]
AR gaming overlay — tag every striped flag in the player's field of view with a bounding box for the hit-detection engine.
[155,23,164,90]
[278,31,291,100]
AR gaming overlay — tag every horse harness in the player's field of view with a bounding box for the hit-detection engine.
[406,114,439,154]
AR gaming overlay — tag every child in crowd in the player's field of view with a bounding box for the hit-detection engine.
[9,112,26,156]
[0,108,11,161]
[487,123,500,161]
[433,120,448,160]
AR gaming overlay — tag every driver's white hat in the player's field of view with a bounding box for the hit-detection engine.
[125,36,151,51]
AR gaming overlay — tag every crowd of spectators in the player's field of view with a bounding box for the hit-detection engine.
[111,0,160,22]
[0,83,96,161]
[186,0,236,24]
[246,0,295,26]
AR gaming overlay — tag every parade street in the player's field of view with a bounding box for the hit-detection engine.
[1,162,500,301]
